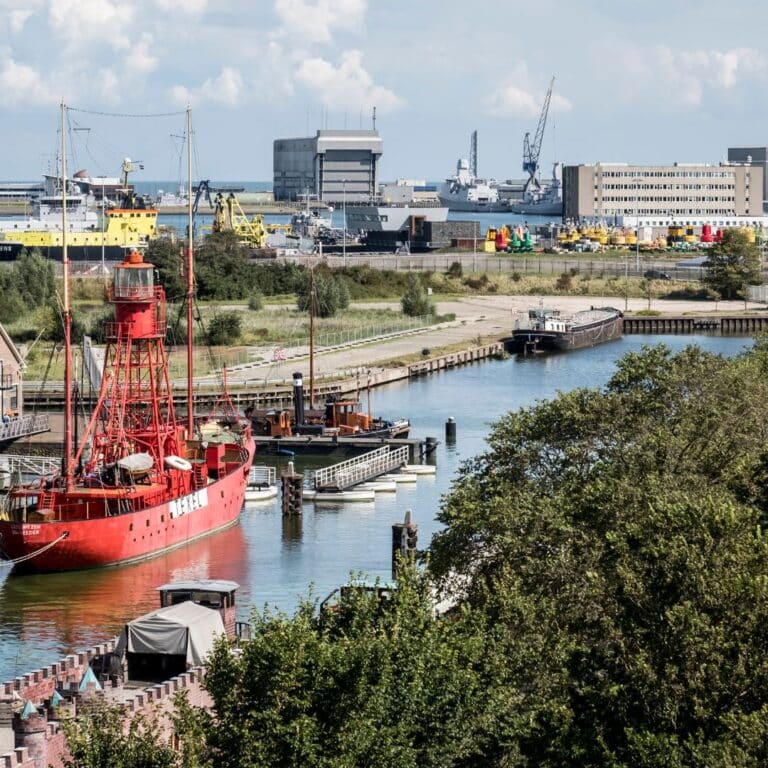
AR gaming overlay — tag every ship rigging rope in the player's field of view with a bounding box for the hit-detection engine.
[66,107,187,118]
[0,532,69,568]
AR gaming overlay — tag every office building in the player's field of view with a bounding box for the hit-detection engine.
[727,147,768,209]
[563,162,763,222]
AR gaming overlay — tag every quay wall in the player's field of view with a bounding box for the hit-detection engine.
[0,640,211,768]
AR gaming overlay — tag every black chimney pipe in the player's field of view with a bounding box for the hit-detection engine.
[292,372,305,426]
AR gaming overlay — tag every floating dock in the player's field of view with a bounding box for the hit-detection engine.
[255,435,435,462]
[622,315,768,334]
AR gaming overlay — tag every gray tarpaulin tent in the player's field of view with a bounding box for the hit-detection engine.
[115,601,226,667]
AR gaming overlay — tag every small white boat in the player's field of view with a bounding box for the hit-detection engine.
[244,465,277,503]
[303,489,376,503]
[403,464,437,475]
[378,472,418,483]
[357,480,398,492]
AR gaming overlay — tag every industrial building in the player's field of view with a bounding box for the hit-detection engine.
[727,147,768,209]
[562,162,764,223]
[273,130,383,203]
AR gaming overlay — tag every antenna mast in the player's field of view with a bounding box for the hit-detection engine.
[62,101,73,491]
[186,106,194,436]
[470,130,478,178]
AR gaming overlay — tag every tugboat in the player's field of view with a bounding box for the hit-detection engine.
[0,106,255,573]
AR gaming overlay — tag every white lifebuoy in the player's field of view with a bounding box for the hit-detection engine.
[165,455,193,472]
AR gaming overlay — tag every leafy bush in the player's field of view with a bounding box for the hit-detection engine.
[555,272,574,291]
[297,272,349,318]
[247,291,264,311]
[401,274,434,317]
[206,312,242,345]
[446,261,463,278]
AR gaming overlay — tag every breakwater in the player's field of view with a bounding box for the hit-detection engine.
[623,315,768,334]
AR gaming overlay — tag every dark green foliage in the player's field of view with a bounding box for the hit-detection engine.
[247,291,264,311]
[203,569,493,767]
[145,237,186,301]
[429,341,768,766]
[0,250,57,321]
[446,260,463,278]
[703,228,761,299]
[297,270,349,317]
[60,699,179,768]
[401,273,434,317]
[206,312,241,345]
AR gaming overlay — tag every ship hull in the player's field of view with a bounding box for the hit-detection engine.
[506,314,623,354]
[507,201,563,217]
[0,242,134,262]
[0,438,255,573]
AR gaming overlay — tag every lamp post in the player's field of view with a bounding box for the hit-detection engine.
[632,175,645,273]
[342,178,346,267]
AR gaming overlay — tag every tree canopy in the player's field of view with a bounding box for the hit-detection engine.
[429,341,768,766]
[703,228,761,299]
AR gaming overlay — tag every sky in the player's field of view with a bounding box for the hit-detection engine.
[0,0,767,183]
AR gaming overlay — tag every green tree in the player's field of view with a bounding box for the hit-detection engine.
[60,699,179,768]
[297,271,348,317]
[703,228,761,299]
[13,249,56,308]
[429,342,768,766]
[206,311,241,345]
[400,274,434,317]
[145,237,186,301]
[202,569,494,767]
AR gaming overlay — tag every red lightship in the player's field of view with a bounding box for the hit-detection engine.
[0,107,254,572]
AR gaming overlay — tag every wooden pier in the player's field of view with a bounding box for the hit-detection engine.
[623,315,768,334]
[254,435,435,463]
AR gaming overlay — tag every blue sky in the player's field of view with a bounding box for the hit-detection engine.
[0,0,766,182]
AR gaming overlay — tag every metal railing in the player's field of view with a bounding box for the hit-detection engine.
[248,465,276,488]
[0,414,50,442]
[0,453,59,481]
[311,445,408,491]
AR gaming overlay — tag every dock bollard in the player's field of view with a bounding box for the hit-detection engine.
[445,417,456,444]
[281,461,304,516]
[391,508,418,579]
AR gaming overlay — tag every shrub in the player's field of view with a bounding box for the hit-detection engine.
[206,312,242,345]
[401,274,434,317]
[248,291,264,311]
[511,272,522,282]
[446,261,463,279]
[555,272,574,291]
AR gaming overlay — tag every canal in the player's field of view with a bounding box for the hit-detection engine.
[0,333,754,683]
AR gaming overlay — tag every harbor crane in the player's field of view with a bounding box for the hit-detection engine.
[521,76,555,197]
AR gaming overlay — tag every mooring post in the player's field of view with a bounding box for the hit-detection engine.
[391,508,418,579]
[281,461,303,516]
[445,417,456,444]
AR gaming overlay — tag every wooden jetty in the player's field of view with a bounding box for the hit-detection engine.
[623,315,768,334]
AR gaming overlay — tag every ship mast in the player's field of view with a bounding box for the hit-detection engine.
[61,100,73,491]
[186,106,194,436]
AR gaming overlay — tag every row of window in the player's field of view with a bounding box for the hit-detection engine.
[602,208,746,217]
[598,170,743,178]
[599,183,736,191]
[598,196,738,203]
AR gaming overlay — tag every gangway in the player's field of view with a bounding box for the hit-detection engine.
[0,453,59,486]
[312,445,409,492]
[0,415,50,443]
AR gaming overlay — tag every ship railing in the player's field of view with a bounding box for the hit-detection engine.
[0,414,50,442]
[248,465,276,488]
[311,445,408,491]
[101,320,168,339]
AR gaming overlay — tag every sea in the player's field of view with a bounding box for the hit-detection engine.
[0,333,754,683]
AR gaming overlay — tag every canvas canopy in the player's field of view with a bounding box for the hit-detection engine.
[115,601,225,667]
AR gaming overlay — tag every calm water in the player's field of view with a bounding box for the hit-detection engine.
[0,334,753,682]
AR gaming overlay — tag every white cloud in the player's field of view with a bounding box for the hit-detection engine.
[8,9,33,33]
[623,45,767,107]
[274,0,366,44]
[0,55,56,105]
[48,0,134,50]
[154,0,207,13]
[127,34,158,76]
[487,73,572,118]
[294,49,403,113]
[170,66,244,107]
